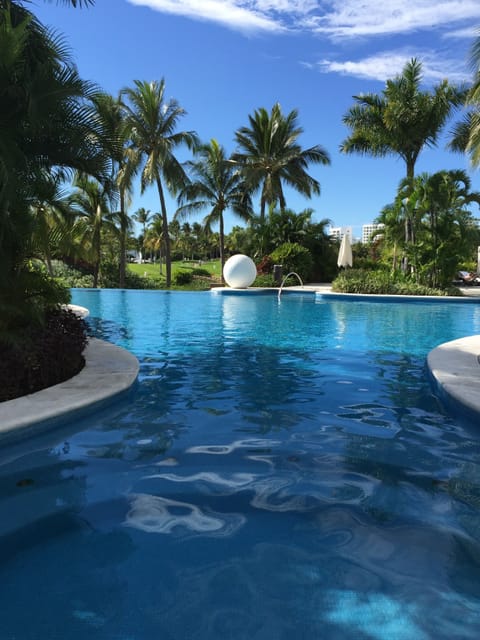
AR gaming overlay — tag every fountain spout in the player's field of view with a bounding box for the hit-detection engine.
[278,272,304,298]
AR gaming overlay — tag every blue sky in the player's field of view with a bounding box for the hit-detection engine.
[34,0,480,238]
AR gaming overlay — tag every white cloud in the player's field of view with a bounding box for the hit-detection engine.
[127,0,287,33]
[126,0,480,39]
[311,50,471,83]
[444,26,480,39]
[307,1,480,39]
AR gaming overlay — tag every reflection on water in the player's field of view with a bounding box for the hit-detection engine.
[1,290,480,639]
[125,493,245,536]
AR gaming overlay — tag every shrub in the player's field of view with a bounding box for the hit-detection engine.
[191,267,211,277]
[174,271,193,285]
[52,260,158,289]
[270,243,313,280]
[52,261,94,288]
[0,307,88,402]
[332,269,462,296]
[252,274,276,287]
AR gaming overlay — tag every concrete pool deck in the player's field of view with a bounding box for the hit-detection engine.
[1,287,479,442]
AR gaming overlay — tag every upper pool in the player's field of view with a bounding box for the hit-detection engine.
[1,289,480,639]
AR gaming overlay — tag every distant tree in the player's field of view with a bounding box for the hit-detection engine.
[267,208,315,246]
[233,104,330,220]
[121,79,198,287]
[225,225,254,257]
[177,139,253,275]
[132,207,152,259]
[69,175,115,288]
[145,214,165,274]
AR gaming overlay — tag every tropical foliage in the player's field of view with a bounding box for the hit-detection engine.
[176,139,253,276]
[120,79,199,287]
[332,269,457,296]
[3,0,480,351]
[0,0,109,339]
[341,58,465,182]
[375,170,480,288]
[450,31,480,166]
[232,103,330,220]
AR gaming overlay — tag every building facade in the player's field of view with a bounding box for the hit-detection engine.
[362,223,384,244]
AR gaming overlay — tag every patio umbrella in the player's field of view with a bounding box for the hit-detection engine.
[337,233,353,268]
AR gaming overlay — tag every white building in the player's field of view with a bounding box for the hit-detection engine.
[362,223,384,244]
[329,226,353,242]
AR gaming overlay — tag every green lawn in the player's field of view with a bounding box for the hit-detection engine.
[128,259,222,289]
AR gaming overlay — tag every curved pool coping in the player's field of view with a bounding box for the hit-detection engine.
[0,338,139,445]
[427,336,480,420]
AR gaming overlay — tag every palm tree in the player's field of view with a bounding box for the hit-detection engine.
[132,207,152,261]
[450,31,480,165]
[30,173,75,276]
[7,0,95,7]
[92,92,137,288]
[69,175,114,287]
[121,79,199,287]
[341,58,465,187]
[400,170,480,287]
[232,104,330,221]
[176,139,253,275]
[144,214,165,275]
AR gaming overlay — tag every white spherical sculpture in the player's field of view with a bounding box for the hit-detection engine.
[223,254,257,288]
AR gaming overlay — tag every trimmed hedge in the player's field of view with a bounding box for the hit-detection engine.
[0,308,88,402]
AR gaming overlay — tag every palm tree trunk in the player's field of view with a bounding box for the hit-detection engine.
[92,205,101,288]
[260,189,266,222]
[119,192,126,288]
[156,174,171,287]
[219,212,225,284]
[278,185,286,213]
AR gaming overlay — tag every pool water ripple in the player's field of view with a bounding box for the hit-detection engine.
[1,290,480,639]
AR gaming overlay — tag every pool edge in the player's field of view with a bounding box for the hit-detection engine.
[0,338,139,444]
[427,335,480,420]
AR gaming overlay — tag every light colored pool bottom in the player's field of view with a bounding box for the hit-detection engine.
[0,338,139,444]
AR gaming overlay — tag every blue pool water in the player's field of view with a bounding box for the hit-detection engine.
[1,289,480,639]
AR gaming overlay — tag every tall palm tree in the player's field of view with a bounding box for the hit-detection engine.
[232,104,330,221]
[92,92,137,287]
[341,58,465,185]
[121,79,199,287]
[176,139,253,275]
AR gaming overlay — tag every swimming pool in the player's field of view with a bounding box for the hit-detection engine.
[1,289,480,639]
